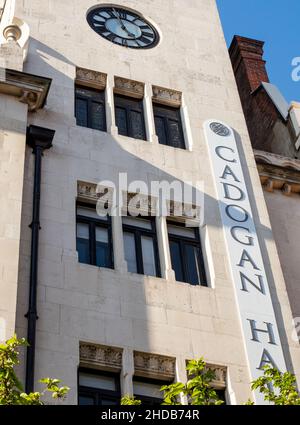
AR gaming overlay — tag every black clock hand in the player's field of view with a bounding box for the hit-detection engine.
[112,8,136,38]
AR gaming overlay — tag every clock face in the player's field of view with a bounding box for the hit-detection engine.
[87,6,159,49]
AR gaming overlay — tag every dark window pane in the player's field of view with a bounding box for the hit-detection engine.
[185,244,201,285]
[130,110,145,140]
[141,235,157,276]
[115,107,128,136]
[154,115,167,145]
[153,104,185,149]
[169,119,185,149]
[77,223,90,265]
[76,98,88,127]
[95,227,110,268]
[91,101,106,131]
[124,232,137,273]
[75,86,106,132]
[101,398,119,405]
[79,395,95,405]
[170,240,184,282]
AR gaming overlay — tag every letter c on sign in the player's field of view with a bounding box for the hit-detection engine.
[215,146,236,163]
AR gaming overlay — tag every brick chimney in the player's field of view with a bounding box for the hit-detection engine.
[229,36,277,151]
[229,35,269,93]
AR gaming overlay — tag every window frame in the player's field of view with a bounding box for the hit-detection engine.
[122,216,161,278]
[76,202,114,269]
[75,84,107,132]
[78,368,121,406]
[167,221,207,286]
[153,102,186,149]
[133,376,168,406]
[114,93,147,141]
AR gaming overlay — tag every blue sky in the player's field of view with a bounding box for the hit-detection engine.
[216,0,300,103]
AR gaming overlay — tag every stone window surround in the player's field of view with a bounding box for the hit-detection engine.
[75,67,193,150]
[79,342,228,404]
[77,181,210,283]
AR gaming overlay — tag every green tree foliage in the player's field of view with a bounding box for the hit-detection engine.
[248,365,300,405]
[121,358,224,406]
[120,395,142,405]
[161,358,224,405]
[0,335,69,405]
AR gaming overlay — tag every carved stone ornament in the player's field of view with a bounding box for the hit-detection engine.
[152,85,182,107]
[134,351,176,381]
[76,67,107,90]
[122,191,157,216]
[114,76,144,99]
[205,364,227,389]
[78,181,112,200]
[80,342,123,372]
[255,149,300,195]
[167,200,201,223]
[0,67,51,111]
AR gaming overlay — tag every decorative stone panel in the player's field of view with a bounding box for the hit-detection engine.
[77,181,114,213]
[122,192,157,216]
[80,342,123,372]
[255,150,300,195]
[206,364,227,389]
[134,351,176,381]
[76,67,107,90]
[114,76,144,99]
[152,85,182,107]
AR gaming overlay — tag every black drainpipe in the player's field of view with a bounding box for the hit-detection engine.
[25,125,55,394]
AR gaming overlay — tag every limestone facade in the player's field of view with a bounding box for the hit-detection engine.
[0,0,299,405]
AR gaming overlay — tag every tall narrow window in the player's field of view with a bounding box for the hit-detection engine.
[78,369,120,405]
[75,86,107,131]
[133,378,166,405]
[168,221,207,286]
[114,94,146,140]
[122,216,160,277]
[153,103,185,149]
[76,204,113,269]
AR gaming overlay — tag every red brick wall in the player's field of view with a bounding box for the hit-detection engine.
[229,36,280,151]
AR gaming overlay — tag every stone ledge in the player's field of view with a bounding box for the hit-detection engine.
[0,67,51,111]
[255,149,300,195]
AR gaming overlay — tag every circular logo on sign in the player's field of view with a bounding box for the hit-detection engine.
[210,122,230,137]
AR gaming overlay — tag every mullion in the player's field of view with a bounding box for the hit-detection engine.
[89,222,96,266]
[135,230,144,275]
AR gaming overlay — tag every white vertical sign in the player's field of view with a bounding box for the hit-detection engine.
[204,120,287,404]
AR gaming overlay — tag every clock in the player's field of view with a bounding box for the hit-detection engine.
[210,122,231,137]
[87,6,159,49]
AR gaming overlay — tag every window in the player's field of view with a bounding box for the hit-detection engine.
[75,86,107,131]
[153,103,185,149]
[114,94,146,140]
[123,216,160,277]
[78,369,120,405]
[168,221,207,286]
[133,378,166,405]
[76,204,113,269]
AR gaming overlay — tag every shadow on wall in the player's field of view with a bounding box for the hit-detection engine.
[13,39,295,398]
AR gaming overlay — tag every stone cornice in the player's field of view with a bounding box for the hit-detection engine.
[152,85,182,107]
[134,351,176,381]
[254,149,300,195]
[76,67,107,90]
[80,342,123,372]
[0,67,52,111]
[114,76,144,99]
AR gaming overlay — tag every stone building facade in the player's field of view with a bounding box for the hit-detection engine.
[230,35,300,328]
[0,1,299,405]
